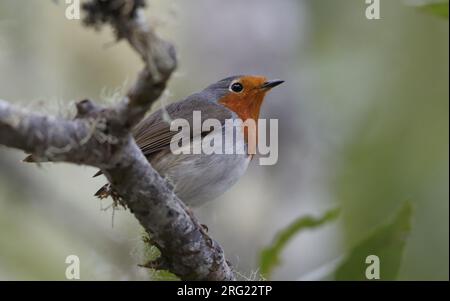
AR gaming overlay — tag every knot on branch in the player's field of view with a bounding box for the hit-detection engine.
[82,0,146,38]
[75,99,99,117]
[74,99,129,139]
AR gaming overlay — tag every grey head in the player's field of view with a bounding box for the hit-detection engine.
[198,75,245,102]
[196,75,284,104]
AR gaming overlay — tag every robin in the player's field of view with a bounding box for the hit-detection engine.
[46,75,283,207]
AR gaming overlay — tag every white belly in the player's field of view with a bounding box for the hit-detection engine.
[149,131,251,207]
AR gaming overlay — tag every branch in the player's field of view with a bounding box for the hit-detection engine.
[83,0,176,126]
[0,0,235,281]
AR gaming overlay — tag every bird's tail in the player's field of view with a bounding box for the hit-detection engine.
[22,154,47,162]
[95,183,112,199]
[95,183,123,205]
[93,170,103,177]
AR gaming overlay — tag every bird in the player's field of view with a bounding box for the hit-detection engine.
[95,75,283,207]
[31,75,284,207]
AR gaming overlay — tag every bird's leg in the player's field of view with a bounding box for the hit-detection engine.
[200,223,209,232]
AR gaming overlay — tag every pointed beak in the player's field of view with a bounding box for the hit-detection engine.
[260,79,284,90]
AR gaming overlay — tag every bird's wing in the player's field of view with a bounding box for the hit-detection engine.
[92,96,232,178]
[132,95,233,156]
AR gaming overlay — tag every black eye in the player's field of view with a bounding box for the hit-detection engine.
[230,82,243,93]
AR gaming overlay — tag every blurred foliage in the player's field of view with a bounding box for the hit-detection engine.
[419,1,449,18]
[335,202,413,280]
[306,0,449,280]
[259,208,340,279]
[263,203,412,281]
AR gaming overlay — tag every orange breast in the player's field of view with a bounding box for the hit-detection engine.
[219,92,266,154]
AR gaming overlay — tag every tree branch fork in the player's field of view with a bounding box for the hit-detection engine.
[0,0,234,281]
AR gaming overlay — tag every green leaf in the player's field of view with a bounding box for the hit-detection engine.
[148,269,180,281]
[335,202,413,280]
[259,208,340,279]
[419,2,449,18]
[141,232,180,281]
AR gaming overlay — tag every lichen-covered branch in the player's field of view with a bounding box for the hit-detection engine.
[83,0,177,126]
[0,0,235,281]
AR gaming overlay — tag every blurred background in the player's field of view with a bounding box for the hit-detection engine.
[0,0,448,280]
